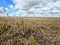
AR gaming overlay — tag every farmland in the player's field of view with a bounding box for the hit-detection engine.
[0,17,60,45]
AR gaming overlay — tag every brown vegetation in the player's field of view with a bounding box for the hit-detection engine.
[0,17,60,45]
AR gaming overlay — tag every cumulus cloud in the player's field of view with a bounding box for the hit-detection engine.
[12,0,60,17]
[12,0,42,10]
[0,7,4,13]
[12,0,60,10]
[8,5,14,9]
[0,7,7,16]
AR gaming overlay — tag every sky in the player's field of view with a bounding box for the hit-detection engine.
[0,0,60,17]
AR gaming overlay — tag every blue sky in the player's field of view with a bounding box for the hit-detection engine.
[0,0,15,8]
[0,0,60,17]
[0,0,16,16]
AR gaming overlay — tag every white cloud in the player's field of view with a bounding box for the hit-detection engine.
[12,0,42,10]
[12,0,60,10]
[0,7,4,13]
[8,5,14,9]
[11,0,60,17]
[0,7,8,16]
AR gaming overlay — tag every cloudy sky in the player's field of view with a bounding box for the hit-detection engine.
[0,0,60,17]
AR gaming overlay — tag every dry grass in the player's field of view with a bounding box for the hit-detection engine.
[0,17,60,45]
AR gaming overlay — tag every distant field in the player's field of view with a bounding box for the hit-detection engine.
[0,17,60,45]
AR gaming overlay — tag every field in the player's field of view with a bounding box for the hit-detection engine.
[0,17,60,45]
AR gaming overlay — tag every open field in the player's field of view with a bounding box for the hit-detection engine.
[0,17,60,45]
